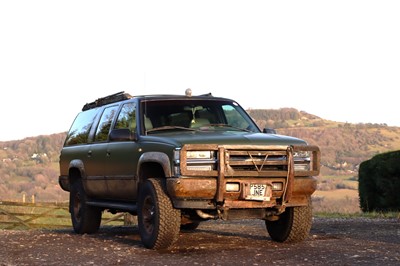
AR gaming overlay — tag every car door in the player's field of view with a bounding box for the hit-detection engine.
[84,104,120,198]
[104,102,140,200]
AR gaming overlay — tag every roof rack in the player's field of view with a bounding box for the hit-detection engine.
[82,91,133,111]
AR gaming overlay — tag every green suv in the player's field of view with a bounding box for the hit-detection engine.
[59,90,320,249]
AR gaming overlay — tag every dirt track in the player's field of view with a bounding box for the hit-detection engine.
[1,217,399,265]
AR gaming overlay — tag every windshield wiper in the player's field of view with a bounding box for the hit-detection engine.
[207,124,252,132]
[146,126,196,133]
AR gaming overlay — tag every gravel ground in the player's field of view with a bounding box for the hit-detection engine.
[1,217,399,266]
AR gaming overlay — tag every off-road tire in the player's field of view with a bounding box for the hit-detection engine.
[70,179,102,234]
[138,178,181,250]
[265,203,312,243]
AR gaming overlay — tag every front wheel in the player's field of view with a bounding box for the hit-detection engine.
[70,179,102,234]
[265,203,313,243]
[138,178,181,249]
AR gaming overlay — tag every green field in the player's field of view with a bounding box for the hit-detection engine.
[312,174,361,214]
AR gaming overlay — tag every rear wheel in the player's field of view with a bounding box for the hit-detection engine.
[265,202,312,243]
[138,178,181,249]
[70,179,102,234]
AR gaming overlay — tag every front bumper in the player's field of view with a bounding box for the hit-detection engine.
[167,176,317,209]
[167,144,320,210]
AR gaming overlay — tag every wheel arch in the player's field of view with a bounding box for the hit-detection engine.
[138,152,172,182]
[68,159,86,186]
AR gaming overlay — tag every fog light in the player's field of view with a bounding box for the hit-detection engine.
[226,182,240,192]
[272,182,283,191]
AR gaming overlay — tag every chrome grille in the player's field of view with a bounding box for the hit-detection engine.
[226,150,289,175]
[228,153,288,171]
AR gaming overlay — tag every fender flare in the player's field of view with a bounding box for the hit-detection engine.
[69,159,87,179]
[138,152,172,177]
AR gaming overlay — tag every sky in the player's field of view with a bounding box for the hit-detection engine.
[1,1,399,141]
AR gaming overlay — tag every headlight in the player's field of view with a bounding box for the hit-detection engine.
[187,151,214,159]
[186,150,216,172]
[293,150,311,159]
[293,150,311,171]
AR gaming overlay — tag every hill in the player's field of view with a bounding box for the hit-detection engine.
[248,108,400,175]
[0,133,68,202]
[1,108,399,202]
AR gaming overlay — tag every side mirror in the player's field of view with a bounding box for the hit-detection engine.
[263,128,277,134]
[109,128,136,141]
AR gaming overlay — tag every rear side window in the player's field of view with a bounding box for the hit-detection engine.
[64,108,98,146]
[94,105,119,142]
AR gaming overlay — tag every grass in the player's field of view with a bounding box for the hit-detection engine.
[314,210,400,219]
[313,192,400,219]
[313,189,358,200]
[0,202,127,230]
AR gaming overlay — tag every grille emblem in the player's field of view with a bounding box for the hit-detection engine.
[248,152,268,172]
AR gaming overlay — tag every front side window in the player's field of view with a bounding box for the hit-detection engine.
[114,102,136,132]
[94,105,119,142]
[222,104,259,132]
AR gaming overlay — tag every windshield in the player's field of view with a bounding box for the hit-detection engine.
[141,99,260,134]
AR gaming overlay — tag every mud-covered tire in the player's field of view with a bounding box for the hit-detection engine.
[70,179,102,234]
[265,203,312,243]
[138,178,181,249]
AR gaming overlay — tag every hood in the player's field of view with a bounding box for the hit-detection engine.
[142,130,307,147]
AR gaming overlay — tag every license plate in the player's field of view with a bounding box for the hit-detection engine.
[245,184,271,201]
